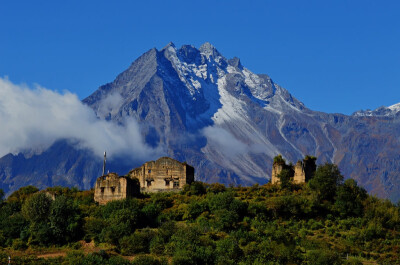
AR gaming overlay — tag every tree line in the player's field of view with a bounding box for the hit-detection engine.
[0,158,399,264]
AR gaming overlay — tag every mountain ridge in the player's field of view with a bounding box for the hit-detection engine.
[1,42,400,202]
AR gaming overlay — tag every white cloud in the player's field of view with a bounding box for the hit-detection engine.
[0,77,162,161]
[202,126,248,157]
[96,93,123,118]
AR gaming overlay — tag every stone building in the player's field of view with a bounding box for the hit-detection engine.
[94,172,140,205]
[94,157,195,204]
[128,157,194,193]
[271,155,316,184]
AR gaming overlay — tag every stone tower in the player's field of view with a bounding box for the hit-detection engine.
[293,161,306,183]
[271,155,316,184]
[271,162,284,184]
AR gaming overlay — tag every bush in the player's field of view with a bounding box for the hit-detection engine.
[149,235,165,255]
[184,201,208,221]
[211,209,239,232]
[132,255,165,265]
[83,217,105,243]
[208,183,226,194]
[12,238,27,250]
[343,257,363,265]
[215,236,242,264]
[183,182,207,196]
[7,186,39,204]
[120,229,156,255]
[305,249,343,265]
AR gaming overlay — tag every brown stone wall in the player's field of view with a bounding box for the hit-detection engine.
[94,173,139,205]
[271,159,308,184]
[271,163,284,184]
[129,157,194,192]
[293,161,306,183]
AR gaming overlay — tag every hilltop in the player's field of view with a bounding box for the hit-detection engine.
[0,163,399,264]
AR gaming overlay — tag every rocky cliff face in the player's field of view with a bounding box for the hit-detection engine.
[1,42,400,202]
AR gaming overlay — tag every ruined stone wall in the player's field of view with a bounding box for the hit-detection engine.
[94,173,139,205]
[129,157,194,192]
[271,163,284,184]
[293,161,306,183]
[271,158,311,184]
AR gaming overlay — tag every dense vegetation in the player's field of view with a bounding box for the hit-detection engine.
[0,161,399,264]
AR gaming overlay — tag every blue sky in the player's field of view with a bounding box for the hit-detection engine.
[1,0,399,114]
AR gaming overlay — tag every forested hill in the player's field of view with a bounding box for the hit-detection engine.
[0,163,399,264]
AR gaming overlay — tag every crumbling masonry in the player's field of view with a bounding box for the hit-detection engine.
[94,157,194,204]
[271,155,316,184]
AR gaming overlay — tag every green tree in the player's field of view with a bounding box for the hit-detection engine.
[308,163,344,202]
[335,179,367,217]
[21,192,53,245]
[277,168,293,190]
[215,236,243,264]
[49,195,81,244]
[22,192,52,224]
[7,186,39,204]
[183,181,207,196]
[273,154,286,164]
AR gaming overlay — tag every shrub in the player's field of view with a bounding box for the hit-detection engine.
[12,238,27,250]
[132,255,165,265]
[208,183,226,194]
[215,236,242,264]
[343,257,363,265]
[305,249,343,265]
[120,229,156,255]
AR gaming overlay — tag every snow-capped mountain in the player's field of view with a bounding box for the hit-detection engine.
[353,102,400,117]
[83,42,320,185]
[1,42,400,202]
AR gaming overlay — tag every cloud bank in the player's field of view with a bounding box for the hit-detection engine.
[0,77,161,161]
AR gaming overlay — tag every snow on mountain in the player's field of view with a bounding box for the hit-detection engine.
[353,102,400,117]
[2,42,400,202]
[81,42,400,201]
[388,102,400,112]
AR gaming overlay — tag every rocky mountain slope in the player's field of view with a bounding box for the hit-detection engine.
[1,43,399,201]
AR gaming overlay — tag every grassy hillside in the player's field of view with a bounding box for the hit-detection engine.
[0,163,399,264]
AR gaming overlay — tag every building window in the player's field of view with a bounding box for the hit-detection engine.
[165,179,170,186]
[146,180,152,187]
[148,169,151,173]
[111,187,115,193]
[173,180,179,188]
[101,187,105,193]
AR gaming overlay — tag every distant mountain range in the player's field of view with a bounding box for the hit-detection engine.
[1,42,400,202]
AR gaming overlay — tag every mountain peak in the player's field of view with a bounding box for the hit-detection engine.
[199,42,221,58]
[388,102,400,112]
[353,102,400,117]
[162,42,176,50]
[228,57,242,68]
